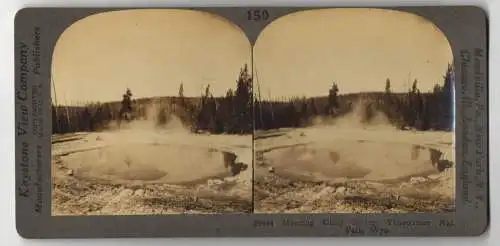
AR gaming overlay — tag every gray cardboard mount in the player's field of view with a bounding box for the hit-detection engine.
[14,6,489,238]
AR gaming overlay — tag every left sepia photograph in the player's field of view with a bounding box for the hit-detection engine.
[50,9,253,215]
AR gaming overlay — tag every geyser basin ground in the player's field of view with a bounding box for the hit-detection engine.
[254,127,455,213]
[260,141,452,183]
[51,131,253,215]
[60,144,243,184]
[256,126,454,183]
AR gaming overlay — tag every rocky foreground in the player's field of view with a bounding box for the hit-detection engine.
[253,127,455,213]
[254,167,455,213]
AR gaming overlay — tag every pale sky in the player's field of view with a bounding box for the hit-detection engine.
[52,9,251,106]
[52,8,454,105]
[253,8,454,100]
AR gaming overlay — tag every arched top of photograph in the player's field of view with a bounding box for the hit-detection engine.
[253,8,454,99]
[51,9,251,106]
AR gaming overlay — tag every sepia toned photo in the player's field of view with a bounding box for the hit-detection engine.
[50,10,253,215]
[253,8,456,213]
[50,7,458,216]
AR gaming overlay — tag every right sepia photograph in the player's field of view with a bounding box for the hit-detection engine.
[252,8,456,213]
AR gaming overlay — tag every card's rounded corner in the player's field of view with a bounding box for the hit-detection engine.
[14,7,35,25]
[467,5,489,22]
[16,222,35,239]
[468,218,490,237]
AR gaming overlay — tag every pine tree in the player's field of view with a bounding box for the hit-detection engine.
[178,82,184,98]
[407,79,421,128]
[178,82,185,110]
[118,88,133,125]
[327,82,339,115]
[383,78,393,120]
[233,64,253,133]
[226,88,234,98]
[308,98,318,116]
[441,64,454,130]
[207,94,217,132]
[52,104,59,133]
[196,84,212,131]
[300,98,309,126]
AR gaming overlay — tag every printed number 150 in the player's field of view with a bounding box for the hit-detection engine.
[247,9,270,21]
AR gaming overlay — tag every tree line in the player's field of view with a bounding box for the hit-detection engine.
[52,64,453,134]
[52,64,254,134]
[254,64,454,131]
